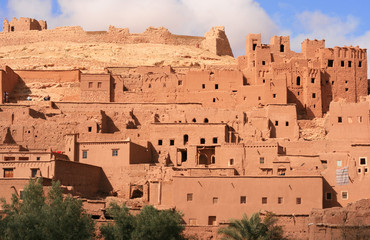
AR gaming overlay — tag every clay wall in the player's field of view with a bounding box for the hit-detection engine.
[80,74,111,102]
[267,104,299,140]
[327,101,370,140]
[53,160,102,197]
[0,160,54,179]
[244,143,280,175]
[1,66,19,103]
[162,176,322,225]
[15,69,80,83]
[301,39,325,59]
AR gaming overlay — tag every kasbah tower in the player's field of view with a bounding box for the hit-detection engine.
[0,15,369,239]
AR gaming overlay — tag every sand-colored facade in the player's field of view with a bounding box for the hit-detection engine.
[0,18,369,239]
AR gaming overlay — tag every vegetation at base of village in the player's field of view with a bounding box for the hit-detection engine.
[218,212,285,240]
[0,179,95,240]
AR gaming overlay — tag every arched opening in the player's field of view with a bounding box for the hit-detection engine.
[183,134,189,145]
[296,76,301,86]
[10,26,14,32]
[280,44,284,52]
[192,118,196,123]
[211,155,215,164]
[204,118,209,123]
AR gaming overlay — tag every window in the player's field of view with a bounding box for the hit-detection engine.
[260,157,265,164]
[213,137,218,144]
[178,80,182,85]
[337,160,342,167]
[170,139,175,146]
[183,135,189,145]
[212,98,216,103]
[240,196,246,204]
[192,118,197,123]
[253,43,257,51]
[202,84,205,89]
[4,168,14,178]
[215,84,218,89]
[360,157,367,166]
[338,117,342,123]
[213,197,218,204]
[348,61,352,67]
[88,127,92,132]
[262,197,267,204]
[158,139,163,146]
[19,190,24,200]
[296,76,301,86]
[88,82,93,88]
[311,78,315,83]
[200,138,205,144]
[82,151,87,159]
[296,197,302,204]
[97,82,102,88]
[312,93,316,98]
[275,121,278,126]
[112,149,118,156]
[278,168,286,175]
[36,157,40,161]
[273,94,276,98]
[204,118,209,123]
[208,216,217,226]
[278,197,283,204]
[19,157,29,161]
[285,121,289,126]
[345,88,348,92]
[189,219,197,225]
[148,84,151,88]
[328,60,334,67]
[359,61,362,67]
[31,169,38,178]
[211,156,215,164]
[326,192,332,200]
[341,61,344,67]
[365,168,368,173]
[341,191,348,200]
[358,168,362,174]
[4,156,15,161]
[229,158,234,166]
[10,26,14,32]
[262,61,266,65]
[280,44,284,52]
[187,193,193,201]
[358,116,363,123]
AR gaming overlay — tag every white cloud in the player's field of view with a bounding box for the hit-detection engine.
[6,0,281,56]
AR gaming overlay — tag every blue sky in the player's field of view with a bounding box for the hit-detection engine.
[0,0,369,58]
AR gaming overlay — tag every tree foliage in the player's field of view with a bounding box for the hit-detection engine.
[100,204,185,240]
[218,212,285,240]
[0,179,95,240]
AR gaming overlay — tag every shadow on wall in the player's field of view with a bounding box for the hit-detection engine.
[323,178,342,208]
[99,169,114,196]
[101,111,120,133]
[29,108,46,120]
[321,71,333,115]
[287,89,308,120]
[10,78,31,102]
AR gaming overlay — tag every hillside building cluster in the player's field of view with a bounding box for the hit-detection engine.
[0,18,369,239]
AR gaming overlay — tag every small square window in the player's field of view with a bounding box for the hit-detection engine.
[202,84,205,89]
[365,168,368,173]
[178,80,182,85]
[360,157,366,166]
[328,60,334,67]
[213,137,218,144]
[36,157,40,161]
[275,121,278,126]
[262,79,265,83]
[229,158,234,166]
[341,61,344,67]
[312,93,316,98]
[262,61,265,65]
[359,61,362,67]
[31,169,38,178]
[345,88,348,92]
[112,149,118,156]
[273,94,276,98]
[358,168,362,173]
[260,157,265,164]
[262,197,267,204]
[158,139,163,146]
[97,82,102,88]
[208,216,217,226]
[213,197,218,204]
[348,61,352,67]
[285,121,289,126]
[4,168,13,178]
[342,191,348,200]
[19,190,24,200]
[311,78,315,83]
[278,197,283,204]
[88,82,93,88]
[358,116,363,123]
[215,84,218,89]
[170,139,175,146]
[200,138,205,144]
[337,160,342,167]
[187,193,193,201]
[82,151,87,159]
[338,117,342,123]
[326,192,332,200]
[88,127,92,132]
[296,197,301,204]
[240,196,246,204]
